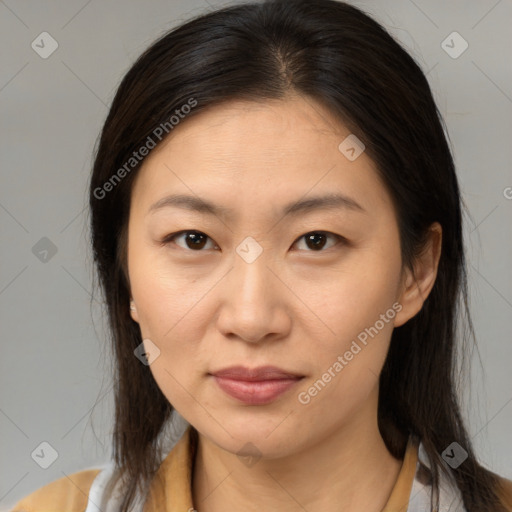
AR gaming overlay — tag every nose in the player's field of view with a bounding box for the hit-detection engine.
[215,250,291,344]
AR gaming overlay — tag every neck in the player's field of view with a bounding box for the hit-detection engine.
[191,389,404,512]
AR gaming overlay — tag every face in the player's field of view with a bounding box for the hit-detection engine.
[127,95,414,459]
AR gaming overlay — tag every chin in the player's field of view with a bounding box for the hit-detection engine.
[196,414,302,459]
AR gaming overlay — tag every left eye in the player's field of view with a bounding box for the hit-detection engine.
[161,230,343,252]
[293,231,342,251]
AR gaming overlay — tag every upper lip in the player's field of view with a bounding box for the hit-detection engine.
[210,365,303,381]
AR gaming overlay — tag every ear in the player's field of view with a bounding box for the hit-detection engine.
[394,222,442,328]
[130,299,139,323]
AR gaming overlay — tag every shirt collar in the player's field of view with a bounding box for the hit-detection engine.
[144,425,196,511]
[143,425,419,512]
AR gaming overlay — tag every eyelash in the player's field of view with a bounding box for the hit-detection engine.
[160,230,346,253]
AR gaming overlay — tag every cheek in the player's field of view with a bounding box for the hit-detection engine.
[127,241,220,381]
[131,281,208,415]
[294,279,398,425]
[292,242,402,406]
[128,235,204,338]
[297,244,402,346]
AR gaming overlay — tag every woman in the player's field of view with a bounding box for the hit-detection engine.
[12,0,512,511]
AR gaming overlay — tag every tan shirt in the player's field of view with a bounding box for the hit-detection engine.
[11,426,512,512]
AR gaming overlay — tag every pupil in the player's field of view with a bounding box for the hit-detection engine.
[187,232,206,249]
[307,233,326,250]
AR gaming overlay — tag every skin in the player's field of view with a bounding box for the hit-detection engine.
[127,94,442,512]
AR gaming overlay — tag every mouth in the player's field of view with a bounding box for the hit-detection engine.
[209,365,304,405]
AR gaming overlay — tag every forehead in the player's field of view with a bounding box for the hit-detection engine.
[130,96,394,221]
[166,96,349,151]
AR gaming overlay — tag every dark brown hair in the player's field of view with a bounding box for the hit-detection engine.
[88,0,509,510]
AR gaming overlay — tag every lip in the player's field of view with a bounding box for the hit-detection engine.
[210,366,304,405]
[211,365,303,381]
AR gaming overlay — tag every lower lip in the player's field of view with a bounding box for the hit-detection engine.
[212,376,302,405]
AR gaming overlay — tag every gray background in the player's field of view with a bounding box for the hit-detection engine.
[1,0,511,508]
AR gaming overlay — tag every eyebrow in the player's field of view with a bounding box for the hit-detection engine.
[147,192,367,219]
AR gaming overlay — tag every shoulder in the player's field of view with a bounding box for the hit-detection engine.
[10,468,102,512]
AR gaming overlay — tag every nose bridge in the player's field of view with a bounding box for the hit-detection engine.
[217,236,283,341]
[231,236,272,307]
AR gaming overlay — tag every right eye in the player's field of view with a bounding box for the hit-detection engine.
[161,230,219,251]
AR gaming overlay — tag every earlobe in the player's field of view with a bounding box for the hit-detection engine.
[394,222,442,328]
[130,299,139,323]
